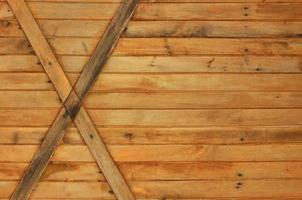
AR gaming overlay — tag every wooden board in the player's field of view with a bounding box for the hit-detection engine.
[1,91,302,109]
[1,55,302,73]
[3,20,302,38]
[1,161,302,181]
[1,144,302,162]
[1,109,302,126]
[2,38,302,56]
[2,73,302,91]
[1,180,302,198]
[2,2,302,20]
[1,126,302,145]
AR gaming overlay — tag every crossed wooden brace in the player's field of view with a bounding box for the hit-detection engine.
[7,0,139,199]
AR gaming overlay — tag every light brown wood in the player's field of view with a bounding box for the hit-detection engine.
[1,144,302,162]
[2,38,302,56]
[2,73,302,91]
[1,91,302,109]
[1,109,302,127]
[1,180,302,198]
[7,0,138,199]
[2,2,302,20]
[1,55,302,73]
[0,0,269,2]
[2,0,302,198]
[1,161,302,181]
[3,20,302,38]
[3,198,298,200]
[131,180,302,198]
[1,126,302,145]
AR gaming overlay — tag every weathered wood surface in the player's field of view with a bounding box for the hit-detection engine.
[1,55,302,73]
[2,109,302,126]
[1,0,302,2]
[1,144,302,162]
[1,161,302,181]
[3,20,302,38]
[1,0,302,199]
[7,0,138,199]
[2,38,302,55]
[2,2,302,20]
[2,180,302,198]
[1,91,302,108]
[1,126,302,145]
[2,73,302,91]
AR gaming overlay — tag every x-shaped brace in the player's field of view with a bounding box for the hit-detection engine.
[7,0,139,199]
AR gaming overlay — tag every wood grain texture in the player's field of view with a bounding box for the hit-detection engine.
[6,1,76,198]
[2,38,302,56]
[7,0,138,199]
[2,2,302,20]
[1,55,302,73]
[2,0,302,198]
[3,20,302,38]
[2,73,302,91]
[3,180,302,198]
[1,126,302,145]
[1,0,299,2]
[1,109,302,127]
[1,161,302,181]
[1,144,302,162]
[1,91,302,109]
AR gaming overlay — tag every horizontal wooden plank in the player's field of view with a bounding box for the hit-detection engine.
[1,126,302,145]
[0,162,104,181]
[1,180,302,198]
[0,91,61,108]
[1,161,302,181]
[1,144,302,162]
[1,55,302,73]
[2,2,302,20]
[125,21,302,38]
[0,3,13,20]
[2,20,302,38]
[2,38,302,55]
[0,181,113,199]
[0,73,53,90]
[1,73,302,91]
[0,0,295,2]
[1,91,302,109]
[20,198,302,200]
[0,0,299,2]
[1,109,302,126]
[78,109,302,126]
[16,198,302,200]
[131,180,302,198]
[133,3,302,20]
[61,91,302,109]
[83,74,302,92]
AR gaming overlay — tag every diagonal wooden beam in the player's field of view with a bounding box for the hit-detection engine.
[7,0,139,200]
